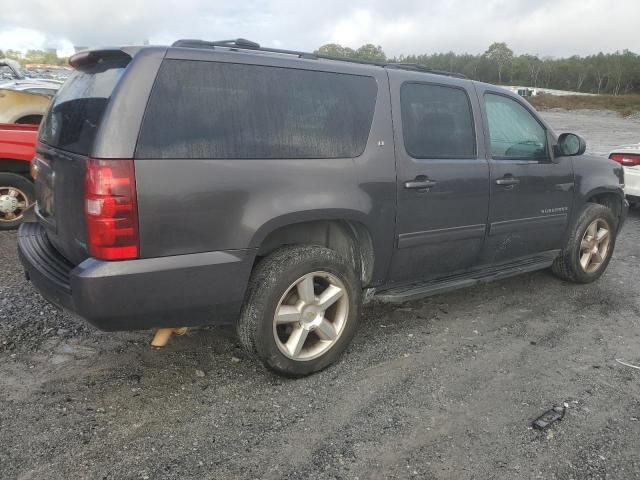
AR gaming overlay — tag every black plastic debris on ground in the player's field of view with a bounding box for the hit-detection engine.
[532,405,566,430]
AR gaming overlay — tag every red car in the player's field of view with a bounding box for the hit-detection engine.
[0,123,37,229]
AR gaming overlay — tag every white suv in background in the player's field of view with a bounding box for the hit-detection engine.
[609,144,640,207]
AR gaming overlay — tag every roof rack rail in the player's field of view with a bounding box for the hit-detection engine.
[170,38,467,79]
[384,63,467,79]
[171,38,318,59]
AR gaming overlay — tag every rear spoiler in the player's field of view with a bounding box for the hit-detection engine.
[69,49,136,70]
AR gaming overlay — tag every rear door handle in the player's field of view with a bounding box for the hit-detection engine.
[496,176,520,186]
[404,176,437,190]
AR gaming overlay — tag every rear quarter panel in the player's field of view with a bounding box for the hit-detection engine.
[134,52,397,285]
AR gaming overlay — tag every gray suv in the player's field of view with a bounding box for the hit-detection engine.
[18,39,627,376]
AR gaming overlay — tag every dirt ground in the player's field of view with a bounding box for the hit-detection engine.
[1,110,640,480]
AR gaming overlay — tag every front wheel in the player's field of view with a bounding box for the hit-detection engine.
[552,203,617,283]
[237,245,361,377]
[0,173,34,231]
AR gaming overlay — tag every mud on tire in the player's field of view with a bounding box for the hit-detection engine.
[237,245,362,377]
[552,203,617,283]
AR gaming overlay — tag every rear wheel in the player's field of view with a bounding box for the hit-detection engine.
[237,245,361,377]
[0,173,33,230]
[552,203,617,283]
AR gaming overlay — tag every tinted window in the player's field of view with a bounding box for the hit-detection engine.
[136,60,378,159]
[484,94,548,160]
[40,59,127,155]
[401,83,475,159]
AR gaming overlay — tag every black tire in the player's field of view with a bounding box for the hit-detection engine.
[237,245,362,377]
[552,203,617,283]
[0,172,34,231]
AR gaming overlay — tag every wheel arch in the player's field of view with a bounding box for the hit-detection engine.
[14,114,42,125]
[584,188,624,227]
[253,213,376,287]
[0,159,32,176]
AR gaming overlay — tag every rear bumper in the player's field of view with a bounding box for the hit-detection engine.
[623,166,640,198]
[18,222,253,331]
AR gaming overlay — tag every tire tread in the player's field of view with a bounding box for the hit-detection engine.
[552,203,616,283]
[237,245,361,376]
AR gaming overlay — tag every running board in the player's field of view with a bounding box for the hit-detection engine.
[376,253,558,303]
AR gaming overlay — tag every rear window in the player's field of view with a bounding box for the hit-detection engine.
[401,82,476,159]
[136,60,378,159]
[39,58,127,155]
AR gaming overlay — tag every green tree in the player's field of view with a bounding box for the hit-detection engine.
[354,44,386,62]
[484,42,514,84]
[315,43,355,59]
[4,49,23,62]
[313,41,640,94]
[619,50,640,94]
[589,53,608,94]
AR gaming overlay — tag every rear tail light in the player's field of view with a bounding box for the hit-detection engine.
[85,159,139,260]
[609,153,640,167]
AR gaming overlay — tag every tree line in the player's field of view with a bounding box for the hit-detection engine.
[3,43,639,94]
[316,42,640,95]
[0,48,68,67]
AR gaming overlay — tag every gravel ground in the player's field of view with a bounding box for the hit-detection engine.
[541,109,640,156]
[1,110,640,480]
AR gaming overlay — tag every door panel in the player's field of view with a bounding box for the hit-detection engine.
[388,72,490,283]
[477,87,574,264]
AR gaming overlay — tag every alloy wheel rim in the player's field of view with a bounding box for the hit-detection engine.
[0,186,28,223]
[579,218,611,273]
[273,271,349,361]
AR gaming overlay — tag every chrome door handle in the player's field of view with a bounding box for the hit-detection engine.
[404,176,437,189]
[496,176,520,186]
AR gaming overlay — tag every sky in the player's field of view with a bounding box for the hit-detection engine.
[0,0,638,58]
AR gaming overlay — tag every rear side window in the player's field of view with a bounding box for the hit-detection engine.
[136,60,378,159]
[401,83,476,159]
[40,59,127,155]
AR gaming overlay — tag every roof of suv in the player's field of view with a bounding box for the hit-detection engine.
[75,40,529,159]
[169,38,468,80]
[70,39,467,82]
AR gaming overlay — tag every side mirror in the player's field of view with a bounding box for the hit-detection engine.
[556,133,587,157]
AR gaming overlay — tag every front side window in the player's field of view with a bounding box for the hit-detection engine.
[400,83,476,159]
[484,94,548,160]
[136,60,378,159]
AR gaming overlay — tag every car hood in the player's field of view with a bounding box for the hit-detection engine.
[0,79,62,91]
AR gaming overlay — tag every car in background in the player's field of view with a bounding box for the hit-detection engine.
[0,80,61,98]
[609,144,640,207]
[0,58,63,95]
[0,59,59,125]
[0,58,23,81]
[0,123,38,229]
[0,89,52,124]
